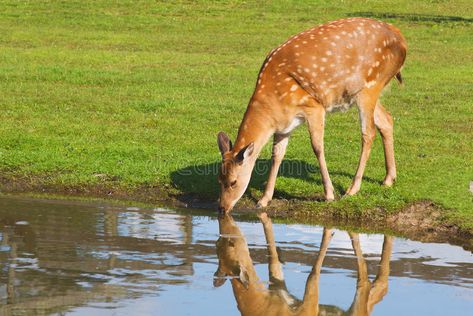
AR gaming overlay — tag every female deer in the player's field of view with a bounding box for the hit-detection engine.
[217,18,407,213]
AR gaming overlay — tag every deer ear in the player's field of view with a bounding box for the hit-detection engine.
[213,268,227,287]
[235,142,254,164]
[238,266,250,289]
[217,132,233,156]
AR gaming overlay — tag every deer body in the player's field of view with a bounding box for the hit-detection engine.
[217,18,407,212]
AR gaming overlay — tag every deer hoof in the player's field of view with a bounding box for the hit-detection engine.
[325,193,335,201]
[345,186,360,196]
[256,198,270,208]
[382,176,396,187]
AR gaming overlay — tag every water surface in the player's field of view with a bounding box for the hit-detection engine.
[0,196,472,315]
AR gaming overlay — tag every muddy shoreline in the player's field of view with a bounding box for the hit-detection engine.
[1,176,471,251]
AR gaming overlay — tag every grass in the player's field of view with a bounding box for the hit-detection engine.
[0,1,472,232]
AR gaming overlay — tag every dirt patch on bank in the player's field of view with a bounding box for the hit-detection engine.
[1,175,471,251]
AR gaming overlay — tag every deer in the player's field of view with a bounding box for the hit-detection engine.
[217,17,407,213]
[213,212,393,316]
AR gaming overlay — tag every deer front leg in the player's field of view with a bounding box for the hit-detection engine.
[257,134,289,208]
[346,92,377,196]
[306,106,335,201]
[374,103,396,186]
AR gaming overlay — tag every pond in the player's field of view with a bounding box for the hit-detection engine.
[0,196,472,315]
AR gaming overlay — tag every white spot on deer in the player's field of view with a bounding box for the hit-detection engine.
[321,57,328,62]
[326,50,333,56]
[295,44,300,48]
[290,84,298,92]
[299,95,310,104]
[368,68,373,76]
[320,66,326,72]
[302,41,307,44]
[365,80,377,88]
[284,77,292,82]
[304,68,310,73]
[312,64,318,69]
[331,42,336,47]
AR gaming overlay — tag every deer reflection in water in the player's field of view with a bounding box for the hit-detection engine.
[214,213,393,316]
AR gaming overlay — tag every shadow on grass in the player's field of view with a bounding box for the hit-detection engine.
[346,12,473,24]
[171,159,380,205]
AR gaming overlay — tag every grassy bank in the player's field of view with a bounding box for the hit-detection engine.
[0,1,472,232]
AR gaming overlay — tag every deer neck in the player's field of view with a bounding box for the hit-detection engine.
[231,277,271,315]
[233,101,275,159]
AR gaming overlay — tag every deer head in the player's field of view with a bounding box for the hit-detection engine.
[217,132,255,213]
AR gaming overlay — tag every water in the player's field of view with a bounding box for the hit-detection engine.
[0,197,472,315]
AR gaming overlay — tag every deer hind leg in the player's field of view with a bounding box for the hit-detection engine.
[367,235,393,312]
[306,105,335,201]
[348,232,371,315]
[257,133,289,208]
[346,90,378,196]
[374,103,396,186]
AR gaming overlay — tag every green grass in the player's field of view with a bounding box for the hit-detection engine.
[0,1,472,231]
